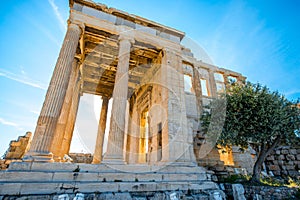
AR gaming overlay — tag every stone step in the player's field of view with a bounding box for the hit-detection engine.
[0,171,208,183]
[0,191,223,200]
[0,162,219,196]
[8,162,208,174]
[0,180,218,195]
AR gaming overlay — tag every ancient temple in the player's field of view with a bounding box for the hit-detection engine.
[0,0,246,198]
[23,0,244,165]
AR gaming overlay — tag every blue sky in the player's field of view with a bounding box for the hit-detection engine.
[0,0,299,156]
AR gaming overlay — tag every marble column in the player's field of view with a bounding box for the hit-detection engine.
[92,96,110,164]
[51,59,79,161]
[60,73,82,156]
[102,34,134,164]
[24,22,83,162]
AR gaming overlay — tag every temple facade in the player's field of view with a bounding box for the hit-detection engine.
[23,0,245,165]
[0,0,247,197]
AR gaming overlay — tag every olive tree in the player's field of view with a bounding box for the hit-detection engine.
[201,82,300,183]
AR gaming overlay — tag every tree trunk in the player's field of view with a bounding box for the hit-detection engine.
[250,137,280,183]
[251,148,267,183]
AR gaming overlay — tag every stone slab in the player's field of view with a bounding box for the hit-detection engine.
[8,162,208,175]
[0,172,53,182]
[20,183,62,195]
[0,181,218,195]
[0,183,22,195]
[8,162,115,173]
[2,163,216,195]
[0,171,207,184]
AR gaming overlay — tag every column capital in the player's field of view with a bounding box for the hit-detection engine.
[67,20,85,34]
[118,33,135,44]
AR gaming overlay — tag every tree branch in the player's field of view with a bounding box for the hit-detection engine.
[266,136,281,156]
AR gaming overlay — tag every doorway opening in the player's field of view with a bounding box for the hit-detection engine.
[139,109,149,163]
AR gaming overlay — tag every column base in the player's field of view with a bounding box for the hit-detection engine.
[101,159,126,165]
[102,155,126,165]
[22,152,54,163]
[92,159,101,164]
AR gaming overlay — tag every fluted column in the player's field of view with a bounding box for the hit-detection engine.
[24,22,83,162]
[92,96,110,164]
[60,73,82,156]
[51,59,79,161]
[103,34,134,164]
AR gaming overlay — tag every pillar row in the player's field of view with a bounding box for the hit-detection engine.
[24,22,84,162]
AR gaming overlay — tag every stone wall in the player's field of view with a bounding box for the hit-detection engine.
[196,145,256,180]
[69,153,93,163]
[1,136,94,168]
[4,132,32,159]
[243,185,298,200]
[197,144,300,182]
[1,184,297,199]
[0,132,32,170]
[231,146,256,174]
[222,183,299,200]
[0,189,225,200]
[265,146,300,178]
[0,160,7,170]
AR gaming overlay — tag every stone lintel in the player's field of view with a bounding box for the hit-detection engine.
[70,0,185,40]
[70,10,182,50]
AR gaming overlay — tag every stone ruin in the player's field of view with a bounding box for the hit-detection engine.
[0,132,32,170]
[1,0,298,199]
